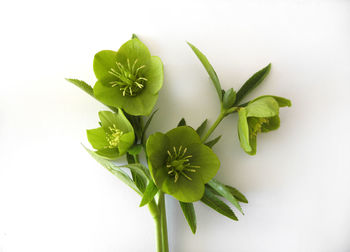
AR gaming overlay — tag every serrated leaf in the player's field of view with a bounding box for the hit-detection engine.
[208,179,243,214]
[66,78,94,97]
[187,42,222,101]
[204,135,222,148]
[139,180,159,207]
[179,201,197,234]
[201,187,238,221]
[118,163,150,180]
[196,119,208,137]
[235,63,271,105]
[177,118,186,126]
[83,146,142,195]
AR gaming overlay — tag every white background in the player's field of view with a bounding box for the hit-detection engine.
[1,0,349,251]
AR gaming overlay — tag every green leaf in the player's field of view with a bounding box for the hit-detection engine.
[131,170,147,193]
[65,78,94,97]
[132,33,139,39]
[204,135,222,148]
[225,185,248,203]
[83,146,142,195]
[139,180,159,207]
[177,118,186,127]
[208,179,243,214]
[222,88,236,109]
[127,144,143,155]
[196,119,208,137]
[141,109,159,143]
[118,163,150,180]
[187,42,222,101]
[179,201,197,234]
[201,187,238,221]
[235,63,271,105]
[237,108,252,153]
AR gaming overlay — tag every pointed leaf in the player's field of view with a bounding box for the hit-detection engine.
[225,185,248,203]
[139,180,159,207]
[118,163,150,180]
[179,201,197,234]
[187,42,222,101]
[177,118,186,127]
[235,63,271,105]
[201,187,238,221]
[83,146,141,195]
[65,78,94,97]
[204,135,222,148]
[223,88,236,109]
[196,119,208,137]
[208,179,243,214]
[141,109,159,143]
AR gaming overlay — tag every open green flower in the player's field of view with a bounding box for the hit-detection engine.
[238,95,291,155]
[86,110,135,159]
[146,126,220,202]
[92,37,163,116]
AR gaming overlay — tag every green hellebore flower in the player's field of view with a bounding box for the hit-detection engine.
[238,95,291,155]
[146,126,220,203]
[92,38,164,116]
[86,110,135,159]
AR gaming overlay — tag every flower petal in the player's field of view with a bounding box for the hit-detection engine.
[246,96,279,118]
[165,126,201,149]
[145,56,164,95]
[98,110,133,133]
[186,143,220,183]
[146,132,170,186]
[162,172,205,203]
[93,81,126,108]
[86,127,109,150]
[116,38,151,66]
[93,50,118,83]
[118,131,135,155]
[237,108,252,153]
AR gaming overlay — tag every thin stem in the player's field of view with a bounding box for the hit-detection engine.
[201,107,238,143]
[159,192,169,252]
[201,111,226,143]
[148,199,162,252]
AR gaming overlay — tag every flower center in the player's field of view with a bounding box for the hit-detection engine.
[250,117,269,137]
[106,124,124,148]
[108,58,147,96]
[166,145,200,183]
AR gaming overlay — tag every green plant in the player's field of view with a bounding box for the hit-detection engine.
[66,34,291,252]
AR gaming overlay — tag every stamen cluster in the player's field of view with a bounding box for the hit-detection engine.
[108,58,147,96]
[106,125,124,148]
[166,145,200,183]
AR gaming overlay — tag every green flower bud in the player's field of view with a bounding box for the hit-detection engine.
[86,110,135,159]
[222,88,236,109]
[237,96,291,155]
[146,126,220,202]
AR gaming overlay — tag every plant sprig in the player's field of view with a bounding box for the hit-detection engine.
[67,34,291,252]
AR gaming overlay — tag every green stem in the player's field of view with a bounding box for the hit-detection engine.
[148,199,162,252]
[201,111,225,143]
[159,192,169,252]
[201,107,238,143]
